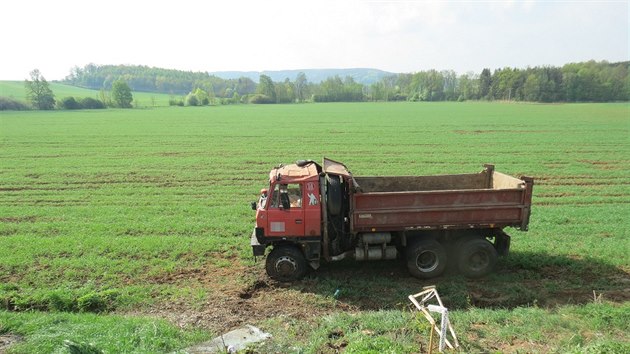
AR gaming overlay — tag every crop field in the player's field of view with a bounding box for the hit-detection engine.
[1,102,629,353]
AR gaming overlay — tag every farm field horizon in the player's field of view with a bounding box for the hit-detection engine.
[1,102,629,353]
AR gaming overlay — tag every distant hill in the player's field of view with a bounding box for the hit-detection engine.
[209,68,396,85]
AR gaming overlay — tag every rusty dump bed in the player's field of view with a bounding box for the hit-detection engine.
[351,166,533,232]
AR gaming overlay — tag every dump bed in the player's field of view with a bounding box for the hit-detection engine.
[351,165,533,232]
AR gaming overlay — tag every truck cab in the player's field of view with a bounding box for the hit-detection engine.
[254,162,321,240]
[251,161,325,280]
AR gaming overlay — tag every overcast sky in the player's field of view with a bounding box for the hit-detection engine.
[2,0,628,80]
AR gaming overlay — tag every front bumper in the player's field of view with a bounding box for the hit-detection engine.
[251,229,266,256]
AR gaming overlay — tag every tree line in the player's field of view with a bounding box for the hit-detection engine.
[2,61,627,111]
[64,61,629,104]
[250,60,628,104]
[381,61,628,103]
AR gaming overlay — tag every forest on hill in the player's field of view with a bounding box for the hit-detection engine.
[60,60,629,104]
[64,64,257,97]
[208,68,392,85]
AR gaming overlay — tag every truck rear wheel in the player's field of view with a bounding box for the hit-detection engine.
[406,239,447,279]
[457,238,497,278]
[265,245,307,282]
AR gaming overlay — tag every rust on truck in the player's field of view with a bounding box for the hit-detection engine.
[251,158,534,282]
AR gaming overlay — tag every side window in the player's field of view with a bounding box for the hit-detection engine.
[259,188,269,209]
[287,184,302,208]
[270,184,302,208]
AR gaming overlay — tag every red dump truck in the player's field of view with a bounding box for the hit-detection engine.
[251,158,533,281]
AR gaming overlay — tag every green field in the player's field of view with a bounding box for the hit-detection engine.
[0,81,174,107]
[1,102,629,353]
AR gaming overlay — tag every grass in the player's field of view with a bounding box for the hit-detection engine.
[1,102,629,352]
[0,311,211,353]
[258,302,630,353]
[0,80,175,107]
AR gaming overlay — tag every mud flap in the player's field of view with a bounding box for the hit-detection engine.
[493,230,511,257]
[309,260,320,270]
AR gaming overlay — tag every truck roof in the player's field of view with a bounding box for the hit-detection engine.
[269,163,319,184]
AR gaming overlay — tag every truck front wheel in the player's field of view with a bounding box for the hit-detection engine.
[406,239,447,279]
[457,238,497,278]
[265,245,307,282]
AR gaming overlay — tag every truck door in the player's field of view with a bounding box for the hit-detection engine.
[266,183,305,237]
[303,181,321,237]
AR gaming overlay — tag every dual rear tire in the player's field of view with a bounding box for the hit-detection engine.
[405,237,498,279]
[456,238,498,278]
[406,239,447,279]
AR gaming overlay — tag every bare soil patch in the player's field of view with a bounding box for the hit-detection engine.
[0,216,38,223]
[453,129,553,134]
[0,334,23,353]
[131,254,630,335]
[142,262,355,334]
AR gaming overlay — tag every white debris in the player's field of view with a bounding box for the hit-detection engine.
[409,286,459,353]
[185,325,272,354]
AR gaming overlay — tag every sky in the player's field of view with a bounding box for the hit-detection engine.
[1,0,628,80]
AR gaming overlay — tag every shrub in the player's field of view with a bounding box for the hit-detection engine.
[185,94,199,106]
[249,94,274,104]
[0,96,30,110]
[193,88,210,106]
[59,97,81,110]
[389,93,407,101]
[168,98,183,106]
[311,94,328,103]
[80,97,105,109]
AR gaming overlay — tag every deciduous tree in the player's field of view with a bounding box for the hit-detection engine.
[193,88,210,105]
[294,72,308,102]
[257,75,276,102]
[479,68,492,99]
[25,69,55,110]
[111,79,133,108]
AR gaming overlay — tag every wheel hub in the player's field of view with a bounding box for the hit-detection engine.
[468,251,489,271]
[416,250,438,272]
[275,256,297,276]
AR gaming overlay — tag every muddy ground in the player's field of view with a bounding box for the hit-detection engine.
[141,255,630,337]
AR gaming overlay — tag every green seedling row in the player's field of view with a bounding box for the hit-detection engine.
[1,102,628,352]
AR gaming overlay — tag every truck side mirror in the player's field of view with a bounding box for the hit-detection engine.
[251,201,257,210]
[280,191,291,209]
